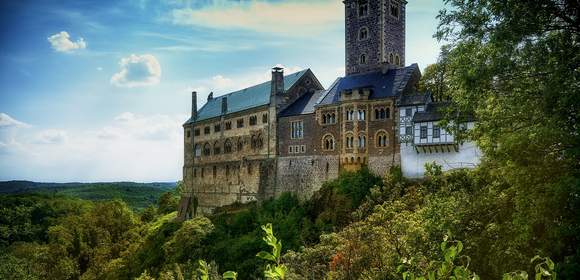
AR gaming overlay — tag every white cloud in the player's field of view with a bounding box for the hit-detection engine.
[110,54,162,88]
[171,0,343,36]
[34,129,69,144]
[47,31,87,52]
[0,113,29,128]
[0,112,184,182]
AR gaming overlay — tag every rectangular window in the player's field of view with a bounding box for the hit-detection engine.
[290,121,304,139]
[405,126,413,136]
[225,121,232,130]
[186,130,191,138]
[249,115,257,126]
[390,1,399,19]
[262,113,268,124]
[214,124,221,133]
[237,119,244,128]
[405,108,412,117]
[204,126,210,135]
[433,125,441,138]
[289,146,294,154]
[301,145,306,153]
[420,126,428,139]
[194,129,200,136]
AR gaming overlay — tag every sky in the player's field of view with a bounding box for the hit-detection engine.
[0,0,446,182]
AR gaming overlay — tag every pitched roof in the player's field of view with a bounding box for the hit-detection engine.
[398,92,431,106]
[412,102,451,122]
[278,89,326,117]
[317,64,419,106]
[185,69,309,123]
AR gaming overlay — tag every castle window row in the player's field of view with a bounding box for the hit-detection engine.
[322,113,337,124]
[194,135,264,157]
[193,164,254,179]
[192,113,268,137]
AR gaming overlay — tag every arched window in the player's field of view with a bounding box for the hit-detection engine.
[376,130,389,147]
[375,109,380,120]
[194,144,201,157]
[237,138,244,152]
[262,113,268,124]
[322,114,327,124]
[360,53,367,64]
[389,53,394,64]
[359,27,369,40]
[256,134,263,148]
[213,141,221,155]
[346,133,354,149]
[358,110,366,120]
[358,134,366,149]
[224,139,232,153]
[395,54,401,66]
[203,143,211,156]
[386,108,390,119]
[346,110,355,121]
[331,113,336,123]
[322,134,335,151]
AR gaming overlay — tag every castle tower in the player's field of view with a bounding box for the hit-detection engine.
[344,0,406,76]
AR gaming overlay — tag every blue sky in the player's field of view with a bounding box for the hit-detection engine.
[0,0,445,182]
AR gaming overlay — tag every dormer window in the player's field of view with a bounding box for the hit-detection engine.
[358,1,369,17]
[390,1,400,19]
[360,53,367,64]
[359,27,369,40]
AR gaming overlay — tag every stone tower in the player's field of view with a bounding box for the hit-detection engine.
[344,0,406,76]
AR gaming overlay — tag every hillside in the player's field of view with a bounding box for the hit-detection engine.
[0,181,176,210]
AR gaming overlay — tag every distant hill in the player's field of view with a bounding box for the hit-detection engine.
[0,181,177,210]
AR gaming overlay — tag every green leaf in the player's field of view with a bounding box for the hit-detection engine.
[223,271,238,280]
[256,251,276,262]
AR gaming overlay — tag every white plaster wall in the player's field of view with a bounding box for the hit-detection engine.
[400,141,481,178]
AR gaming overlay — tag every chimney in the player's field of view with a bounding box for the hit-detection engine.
[191,91,197,120]
[207,91,214,101]
[221,96,228,114]
[271,66,284,97]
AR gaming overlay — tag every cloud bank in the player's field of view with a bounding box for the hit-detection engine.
[47,31,87,52]
[171,0,343,36]
[111,54,162,88]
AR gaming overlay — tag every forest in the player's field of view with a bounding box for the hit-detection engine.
[0,1,578,279]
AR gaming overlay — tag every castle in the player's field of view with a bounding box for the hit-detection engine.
[177,0,480,218]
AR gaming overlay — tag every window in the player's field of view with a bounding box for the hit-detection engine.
[214,124,221,132]
[346,110,355,121]
[251,134,263,149]
[262,113,268,124]
[213,166,217,178]
[323,113,336,124]
[322,134,335,151]
[237,139,243,151]
[358,1,368,17]
[225,121,232,130]
[359,27,369,40]
[203,143,211,156]
[346,134,354,149]
[358,135,366,148]
[224,139,232,153]
[405,108,412,117]
[389,53,394,64]
[390,1,400,19]
[291,121,304,139]
[395,54,401,66]
[386,108,390,119]
[433,125,441,138]
[420,126,428,139]
[360,53,367,64]
[194,129,200,136]
[186,130,191,138]
[405,126,413,136]
[237,118,244,128]
[194,168,197,178]
[376,131,388,147]
[247,163,252,174]
[301,145,306,153]
[213,141,221,155]
[375,108,389,120]
[249,115,257,126]
[289,146,294,154]
[226,165,230,176]
[194,144,201,157]
[358,110,366,121]
[204,126,210,135]
[201,168,204,178]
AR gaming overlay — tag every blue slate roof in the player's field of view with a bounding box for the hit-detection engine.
[279,90,325,117]
[185,69,309,123]
[318,64,419,105]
